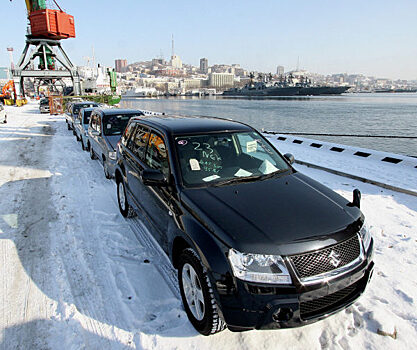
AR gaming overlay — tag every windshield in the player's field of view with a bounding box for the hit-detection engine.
[103,114,140,136]
[73,104,97,115]
[175,131,291,186]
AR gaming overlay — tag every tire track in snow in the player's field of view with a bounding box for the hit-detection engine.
[128,217,180,298]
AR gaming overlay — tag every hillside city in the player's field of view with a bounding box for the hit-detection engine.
[108,53,417,96]
[1,52,417,96]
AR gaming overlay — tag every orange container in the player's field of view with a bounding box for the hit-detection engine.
[29,9,75,39]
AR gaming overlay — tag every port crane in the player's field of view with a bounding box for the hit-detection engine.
[9,0,81,99]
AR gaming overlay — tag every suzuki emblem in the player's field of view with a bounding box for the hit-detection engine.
[328,250,341,267]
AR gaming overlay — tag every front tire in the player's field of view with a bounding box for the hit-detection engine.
[117,177,135,218]
[178,248,226,336]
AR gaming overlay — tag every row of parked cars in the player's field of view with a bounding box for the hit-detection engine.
[63,100,374,336]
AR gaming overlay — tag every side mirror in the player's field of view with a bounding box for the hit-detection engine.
[141,168,167,186]
[284,153,295,165]
[352,189,361,208]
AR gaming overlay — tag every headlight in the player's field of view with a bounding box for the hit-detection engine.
[360,222,372,252]
[228,248,292,284]
[108,151,117,160]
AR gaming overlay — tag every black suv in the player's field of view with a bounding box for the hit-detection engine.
[114,115,374,335]
[88,108,144,178]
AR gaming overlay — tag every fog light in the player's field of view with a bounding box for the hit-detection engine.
[272,307,293,322]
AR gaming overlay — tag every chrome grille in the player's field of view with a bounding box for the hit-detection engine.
[289,235,361,279]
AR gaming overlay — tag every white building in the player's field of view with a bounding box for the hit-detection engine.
[208,73,234,88]
[170,55,182,69]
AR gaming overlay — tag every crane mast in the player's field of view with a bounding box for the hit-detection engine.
[10,0,80,100]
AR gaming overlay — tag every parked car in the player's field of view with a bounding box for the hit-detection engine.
[88,108,144,178]
[0,102,6,123]
[65,101,98,131]
[74,107,95,151]
[39,98,50,114]
[114,115,374,335]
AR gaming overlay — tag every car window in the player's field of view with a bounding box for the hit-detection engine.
[73,103,97,115]
[145,133,170,178]
[83,110,92,124]
[130,126,150,160]
[103,114,140,136]
[235,133,280,165]
[175,131,290,186]
[90,114,96,130]
[122,122,137,147]
[97,115,101,134]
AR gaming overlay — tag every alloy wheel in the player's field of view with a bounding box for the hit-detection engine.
[182,263,205,321]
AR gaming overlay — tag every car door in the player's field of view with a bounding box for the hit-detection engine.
[91,113,102,156]
[124,124,150,206]
[141,131,174,251]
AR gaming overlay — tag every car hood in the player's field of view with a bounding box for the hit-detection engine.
[180,172,362,256]
[105,135,122,150]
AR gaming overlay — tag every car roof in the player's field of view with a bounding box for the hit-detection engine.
[72,101,98,106]
[131,115,253,135]
[80,107,96,112]
[95,108,144,116]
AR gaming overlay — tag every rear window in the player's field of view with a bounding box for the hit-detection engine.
[73,104,97,114]
[103,114,141,136]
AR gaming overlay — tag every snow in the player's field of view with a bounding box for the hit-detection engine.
[1,101,416,349]
[264,133,417,194]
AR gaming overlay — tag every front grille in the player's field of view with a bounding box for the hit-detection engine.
[289,235,361,279]
[300,282,358,319]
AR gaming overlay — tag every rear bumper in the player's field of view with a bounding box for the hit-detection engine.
[217,242,374,331]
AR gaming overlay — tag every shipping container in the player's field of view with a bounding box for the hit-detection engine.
[29,9,75,39]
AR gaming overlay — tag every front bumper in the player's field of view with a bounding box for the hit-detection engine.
[216,241,374,331]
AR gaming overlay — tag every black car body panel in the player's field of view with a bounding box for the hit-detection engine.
[180,173,361,256]
[114,115,374,331]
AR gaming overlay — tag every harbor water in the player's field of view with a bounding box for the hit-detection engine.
[120,93,417,157]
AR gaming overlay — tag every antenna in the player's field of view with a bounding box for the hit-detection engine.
[171,34,174,57]
[92,45,96,68]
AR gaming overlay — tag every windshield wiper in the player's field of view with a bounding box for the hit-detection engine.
[212,169,287,187]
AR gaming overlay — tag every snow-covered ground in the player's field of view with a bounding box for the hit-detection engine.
[1,101,416,349]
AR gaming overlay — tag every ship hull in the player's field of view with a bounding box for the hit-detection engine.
[223,86,301,96]
[297,86,351,95]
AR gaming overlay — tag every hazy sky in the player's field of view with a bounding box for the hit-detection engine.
[1,0,416,79]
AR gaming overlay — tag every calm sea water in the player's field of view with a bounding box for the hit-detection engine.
[120,93,417,157]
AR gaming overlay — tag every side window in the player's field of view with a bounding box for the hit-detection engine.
[131,126,150,159]
[90,114,96,130]
[145,133,169,178]
[97,116,102,134]
[122,123,136,147]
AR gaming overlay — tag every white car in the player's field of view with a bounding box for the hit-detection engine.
[0,103,6,123]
